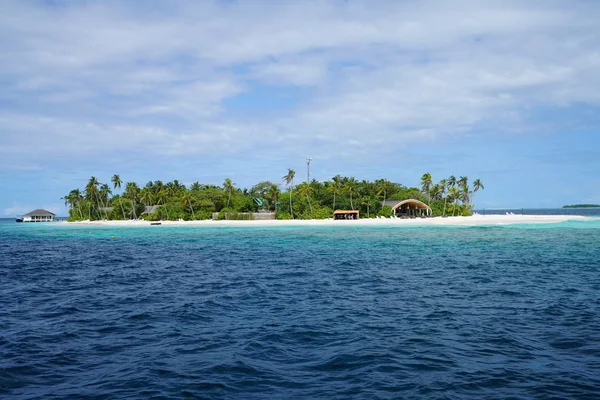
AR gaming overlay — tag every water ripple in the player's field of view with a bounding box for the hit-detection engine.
[1,224,600,399]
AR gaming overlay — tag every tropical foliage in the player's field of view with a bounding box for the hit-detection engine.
[63,172,483,221]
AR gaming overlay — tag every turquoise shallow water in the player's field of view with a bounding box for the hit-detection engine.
[1,220,600,399]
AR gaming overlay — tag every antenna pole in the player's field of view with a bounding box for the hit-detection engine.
[306,157,312,183]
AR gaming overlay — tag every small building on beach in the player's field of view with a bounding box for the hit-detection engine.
[143,205,161,215]
[21,209,56,222]
[382,199,431,218]
[333,210,360,220]
[211,211,275,220]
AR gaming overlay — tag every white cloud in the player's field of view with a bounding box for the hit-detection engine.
[2,203,61,216]
[3,205,31,216]
[251,57,328,87]
[1,0,600,171]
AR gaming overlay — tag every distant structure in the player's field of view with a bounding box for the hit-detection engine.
[333,210,360,220]
[382,199,432,218]
[306,157,312,183]
[143,205,161,215]
[19,209,56,222]
[211,212,275,220]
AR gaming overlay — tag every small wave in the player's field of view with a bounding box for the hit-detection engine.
[549,338,586,350]
[2,223,600,399]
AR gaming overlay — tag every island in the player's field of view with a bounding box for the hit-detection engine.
[61,172,484,222]
[563,204,600,208]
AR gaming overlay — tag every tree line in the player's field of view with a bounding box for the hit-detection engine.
[62,172,483,221]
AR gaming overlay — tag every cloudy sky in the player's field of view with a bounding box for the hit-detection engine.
[1,0,600,216]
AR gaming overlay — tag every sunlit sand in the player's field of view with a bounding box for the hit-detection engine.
[66,214,594,227]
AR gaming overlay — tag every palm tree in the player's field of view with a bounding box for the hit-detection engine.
[111,174,126,220]
[430,184,442,202]
[165,182,180,220]
[297,183,313,218]
[448,175,457,189]
[62,193,72,207]
[345,177,357,210]
[62,192,73,218]
[458,176,470,207]
[62,189,84,219]
[361,196,377,218]
[172,180,184,191]
[71,189,84,219]
[267,183,280,212]
[459,187,471,213]
[139,187,152,216]
[223,178,234,208]
[376,179,393,206]
[471,178,484,209]
[125,182,140,219]
[165,181,179,199]
[85,176,102,219]
[99,183,112,219]
[282,169,295,218]
[448,187,459,216]
[182,192,196,220]
[139,188,151,207]
[152,180,165,200]
[420,172,433,205]
[156,188,168,220]
[438,179,448,217]
[330,175,342,211]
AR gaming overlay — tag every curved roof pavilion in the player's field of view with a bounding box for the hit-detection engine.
[382,199,432,217]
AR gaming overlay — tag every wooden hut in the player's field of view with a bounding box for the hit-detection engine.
[382,199,431,218]
[333,210,360,220]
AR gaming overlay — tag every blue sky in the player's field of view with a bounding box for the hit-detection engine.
[1,0,600,216]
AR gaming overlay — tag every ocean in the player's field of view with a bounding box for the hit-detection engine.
[1,215,600,399]
[474,208,600,217]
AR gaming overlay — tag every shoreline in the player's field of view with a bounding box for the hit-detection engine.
[64,214,596,228]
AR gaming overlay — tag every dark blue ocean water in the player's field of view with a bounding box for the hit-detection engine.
[1,219,600,399]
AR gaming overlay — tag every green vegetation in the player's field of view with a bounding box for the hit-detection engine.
[563,204,600,208]
[62,172,483,221]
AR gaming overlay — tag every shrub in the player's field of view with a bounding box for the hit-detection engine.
[276,212,293,220]
[378,205,393,218]
[217,208,253,220]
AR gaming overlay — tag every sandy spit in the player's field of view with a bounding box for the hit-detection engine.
[64,214,594,228]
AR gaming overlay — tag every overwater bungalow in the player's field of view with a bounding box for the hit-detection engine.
[382,199,432,218]
[333,210,360,220]
[19,209,56,222]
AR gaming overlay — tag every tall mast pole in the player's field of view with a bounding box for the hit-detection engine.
[306,157,312,183]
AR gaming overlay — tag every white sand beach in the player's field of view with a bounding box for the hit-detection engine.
[65,214,594,227]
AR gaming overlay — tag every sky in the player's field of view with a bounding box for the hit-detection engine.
[1,0,600,216]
